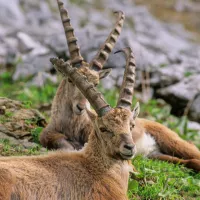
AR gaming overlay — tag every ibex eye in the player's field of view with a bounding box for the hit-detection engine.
[100,127,107,132]
[68,79,72,83]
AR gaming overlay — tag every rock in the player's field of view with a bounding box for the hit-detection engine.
[0,97,48,154]
[187,120,200,133]
[17,32,39,53]
[151,62,200,87]
[157,75,200,116]
[0,42,7,66]
[45,34,67,55]
[13,52,54,80]
[0,97,46,141]
[0,0,25,28]
[28,72,57,87]
[189,94,200,123]
[175,0,200,12]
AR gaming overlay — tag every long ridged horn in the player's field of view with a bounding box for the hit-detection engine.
[89,11,125,70]
[115,47,136,110]
[50,58,111,116]
[57,0,83,66]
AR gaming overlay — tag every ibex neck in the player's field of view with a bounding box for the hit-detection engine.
[83,131,131,193]
[84,131,124,172]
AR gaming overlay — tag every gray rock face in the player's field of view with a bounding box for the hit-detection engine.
[157,75,200,102]
[0,0,25,28]
[0,0,200,122]
[157,75,200,119]
[190,94,200,123]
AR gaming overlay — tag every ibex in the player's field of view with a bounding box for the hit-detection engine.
[0,48,139,200]
[40,0,200,172]
[39,0,124,150]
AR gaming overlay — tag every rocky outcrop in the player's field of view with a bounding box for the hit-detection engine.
[189,94,200,123]
[0,97,46,148]
[0,0,200,122]
[156,75,200,121]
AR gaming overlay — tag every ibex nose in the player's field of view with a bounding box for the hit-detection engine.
[76,104,85,112]
[120,142,135,160]
[74,101,87,115]
[124,144,134,151]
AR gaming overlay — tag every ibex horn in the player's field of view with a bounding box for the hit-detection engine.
[50,58,111,117]
[89,11,125,71]
[115,47,136,110]
[57,0,83,66]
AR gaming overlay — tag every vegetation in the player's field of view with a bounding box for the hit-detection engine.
[0,71,199,199]
[129,156,200,199]
[0,139,44,156]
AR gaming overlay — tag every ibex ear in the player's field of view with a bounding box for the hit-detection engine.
[132,102,140,120]
[86,108,97,121]
[99,68,112,79]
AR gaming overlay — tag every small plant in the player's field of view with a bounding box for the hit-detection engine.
[4,111,13,118]
[22,101,32,109]
[31,127,43,143]
[184,72,193,77]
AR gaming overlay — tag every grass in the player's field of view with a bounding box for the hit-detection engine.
[0,71,57,107]
[0,139,44,156]
[129,156,200,199]
[0,71,200,199]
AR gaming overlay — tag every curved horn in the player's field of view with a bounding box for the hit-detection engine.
[50,58,111,117]
[115,47,136,110]
[57,0,83,66]
[89,11,125,71]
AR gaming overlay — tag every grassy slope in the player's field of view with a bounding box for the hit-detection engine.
[0,72,200,199]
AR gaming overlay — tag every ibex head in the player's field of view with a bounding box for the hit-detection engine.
[51,47,140,160]
[56,0,124,115]
[90,104,139,160]
[69,63,111,115]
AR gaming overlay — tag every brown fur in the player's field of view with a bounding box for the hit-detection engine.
[0,169,15,200]
[133,118,200,171]
[137,118,200,159]
[0,108,136,199]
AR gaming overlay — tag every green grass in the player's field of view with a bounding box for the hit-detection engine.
[0,72,57,107]
[0,72,200,199]
[0,139,44,156]
[128,156,200,199]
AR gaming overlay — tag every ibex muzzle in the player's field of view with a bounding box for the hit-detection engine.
[119,134,135,159]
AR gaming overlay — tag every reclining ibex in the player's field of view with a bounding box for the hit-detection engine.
[40,0,123,150]
[0,48,139,200]
[40,0,200,171]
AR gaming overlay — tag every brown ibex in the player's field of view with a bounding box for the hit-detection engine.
[0,48,139,200]
[39,0,124,150]
[40,0,200,171]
